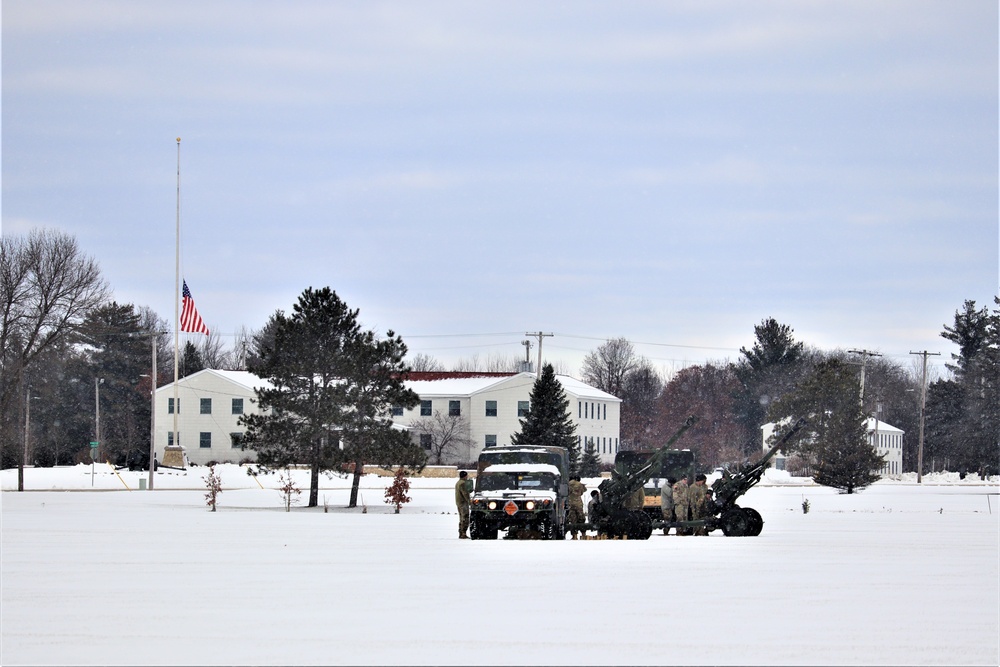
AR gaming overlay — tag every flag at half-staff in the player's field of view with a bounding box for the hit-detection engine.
[180,280,210,335]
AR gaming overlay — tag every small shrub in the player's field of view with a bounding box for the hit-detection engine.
[277,470,301,512]
[383,467,412,514]
[802,497,811,514]
[205,465,223,512]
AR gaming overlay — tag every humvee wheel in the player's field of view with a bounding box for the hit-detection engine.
[470,517,496,540]
[744,507,764,536]
[721,507,752,536]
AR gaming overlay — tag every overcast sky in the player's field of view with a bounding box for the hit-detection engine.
[3,1,997,378]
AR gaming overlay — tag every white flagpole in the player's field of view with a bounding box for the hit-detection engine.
[170,137,181,465]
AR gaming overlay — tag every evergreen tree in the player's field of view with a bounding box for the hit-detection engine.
[511,364,579,471]
[732,318,808,454]
[929,297,999,478]
[179,340,205,378]
[242,287,422,507]
[768,359,884,493]
[579,438,602,477]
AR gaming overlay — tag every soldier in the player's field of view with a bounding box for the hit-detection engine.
[627,482,646,511]
[587,489,600,522]
[455,470,472,539]
[672,477,690,534]
[567,475,587,539]
[689,473,708,535]
[660,477,676,535]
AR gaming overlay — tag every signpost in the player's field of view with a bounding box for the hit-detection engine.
[90,441,98,486]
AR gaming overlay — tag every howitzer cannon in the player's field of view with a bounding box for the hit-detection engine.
[696,417,808,536]
[587,416,699,539]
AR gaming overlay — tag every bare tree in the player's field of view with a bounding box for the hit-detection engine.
[581,337,640,396]
[409,353,445,372]
[409,410,474,464]
[1,230,109,468]
[199,329,230,369]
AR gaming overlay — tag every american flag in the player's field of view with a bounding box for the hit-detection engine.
[180,280,210,335]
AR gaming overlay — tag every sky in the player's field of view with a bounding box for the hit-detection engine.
[3,1,997,378]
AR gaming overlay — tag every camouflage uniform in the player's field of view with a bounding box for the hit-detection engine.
[455,474,472,538]
[672,478,690,531]
[626,484,646,511]
[689,477,707,535]
[567,478,587,539]
[659,482,675,522]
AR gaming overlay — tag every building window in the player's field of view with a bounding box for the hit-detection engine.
[230,432,243,449]
[199,432,212,448]
[578,401,582,418]
[200,398,212,414]
[449,400,461,417]
[391,405,404,416]
[517,401,529,417]
[420,400,432,416]
[168,398,179,414]
[485,400,497,417]
[420,433,432,450]
[485,434,497,448]
[167,432,177,447]
[603,404,606,420]
[232,398,244,415]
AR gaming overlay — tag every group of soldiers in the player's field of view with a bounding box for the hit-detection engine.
[456,470,716,539]
[659,473,713,535]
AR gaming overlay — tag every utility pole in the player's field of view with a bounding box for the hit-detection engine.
[910,350,940,484]
[525,332,553,376]
[149,333,158,490]
[847,349,882,404]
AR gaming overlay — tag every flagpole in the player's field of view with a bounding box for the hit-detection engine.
[164,137,184,468]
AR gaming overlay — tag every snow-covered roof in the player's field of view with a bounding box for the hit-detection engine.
[155,368,273,393]
[403,371,620,402]
[479,463,562,475]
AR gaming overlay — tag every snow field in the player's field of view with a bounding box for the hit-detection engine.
[1,466,997,666]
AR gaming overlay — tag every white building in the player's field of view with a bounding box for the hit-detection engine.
[154,369,621,467]
[397,371,622,464]
[154,369,271,466]
[761,417,904,476]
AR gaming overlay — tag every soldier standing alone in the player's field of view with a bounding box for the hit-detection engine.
[455,470,472,539]
[567,476,587,539]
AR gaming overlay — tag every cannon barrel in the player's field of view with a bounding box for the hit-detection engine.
[598,415,699,509]
[712,417,806,510]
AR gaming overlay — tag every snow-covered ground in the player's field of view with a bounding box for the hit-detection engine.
[2,464,998,666]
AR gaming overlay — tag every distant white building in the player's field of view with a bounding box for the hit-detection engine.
[154,369,271,466]
[762,417,904,476]
[154,369,621,467]
[397,371,622,464]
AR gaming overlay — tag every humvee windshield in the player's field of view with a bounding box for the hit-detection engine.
[477,471,558,492]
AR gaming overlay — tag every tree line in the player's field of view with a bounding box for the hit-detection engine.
[578,306,999,481]
[3,228,996,487]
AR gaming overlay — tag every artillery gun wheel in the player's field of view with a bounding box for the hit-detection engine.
[720,507,753,537]
[743,507,764,536]
[627,511,653,540]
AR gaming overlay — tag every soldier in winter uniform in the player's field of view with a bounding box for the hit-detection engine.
[455,470,472,538]
[660,477,676,534]
[672,477,690,534]
[587,490,600,522]
[567,476,587,539]
[689,474,708,535]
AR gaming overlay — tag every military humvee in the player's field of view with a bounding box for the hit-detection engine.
[469,445,568,540]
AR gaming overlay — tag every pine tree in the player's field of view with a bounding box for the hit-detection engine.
[511,364,578,470]
[579,438,602,477]
[241,287,422,507]
[768,359,884,493]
